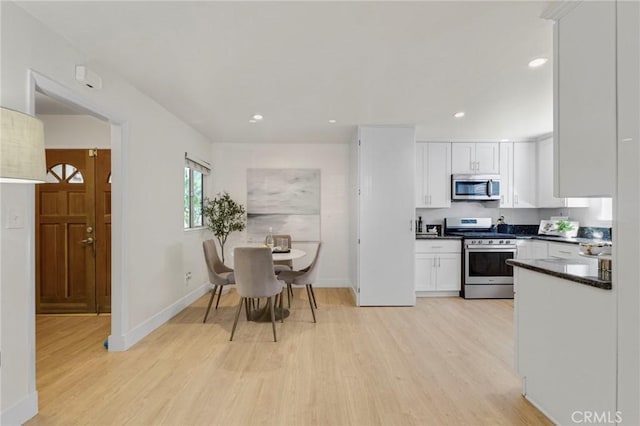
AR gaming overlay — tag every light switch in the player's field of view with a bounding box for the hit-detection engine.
[5,206,25,229]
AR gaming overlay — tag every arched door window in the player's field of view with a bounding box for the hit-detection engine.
[45,163,84,184]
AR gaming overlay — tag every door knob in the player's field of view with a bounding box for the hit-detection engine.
[81,237,94,244]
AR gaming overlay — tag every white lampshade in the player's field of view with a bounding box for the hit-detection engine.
[0,107,46,183]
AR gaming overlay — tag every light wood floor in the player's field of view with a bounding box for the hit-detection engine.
[28,288,550,426]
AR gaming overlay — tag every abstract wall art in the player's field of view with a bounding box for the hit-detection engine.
[247,168,321,241]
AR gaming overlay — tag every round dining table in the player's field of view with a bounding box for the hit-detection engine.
[271,248,306,262]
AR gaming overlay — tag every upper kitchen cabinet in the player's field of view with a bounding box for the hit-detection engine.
[537,136,589,208]
[499,142,513,207]
[451,142,500,174]
[499,141,537,208]
[548,1,616,197]
[512,142,537,208]
[416,142,451,208]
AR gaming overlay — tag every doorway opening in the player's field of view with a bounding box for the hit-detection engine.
[34,92,112,314]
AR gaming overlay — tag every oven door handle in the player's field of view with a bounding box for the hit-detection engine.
[466,247,517,252]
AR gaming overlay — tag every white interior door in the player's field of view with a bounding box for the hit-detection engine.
[358,126,416,306]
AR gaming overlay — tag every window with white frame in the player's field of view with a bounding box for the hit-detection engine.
[184,153,211,229]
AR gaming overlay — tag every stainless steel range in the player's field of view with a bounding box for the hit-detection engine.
[445,217,516,299]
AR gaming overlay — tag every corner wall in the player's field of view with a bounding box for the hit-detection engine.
[1,3,212,423]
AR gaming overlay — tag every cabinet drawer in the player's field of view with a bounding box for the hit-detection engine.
[548,242,581,259]
[415,240,461,253]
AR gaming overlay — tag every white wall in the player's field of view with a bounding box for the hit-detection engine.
[211,142,350,287]
[39,114,111,148]
[1,3,212,423]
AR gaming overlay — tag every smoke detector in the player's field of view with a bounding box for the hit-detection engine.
[75,65,102,90]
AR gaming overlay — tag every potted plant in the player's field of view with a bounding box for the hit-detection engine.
[202,192,246,263]
[556,220,574,237]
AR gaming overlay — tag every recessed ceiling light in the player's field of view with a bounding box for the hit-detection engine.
[328,119,337,124]
[249,119,257,123]
[500,139,509,142]
[453,111,465,118]
[528,57,548,68]
[252,114,263,120]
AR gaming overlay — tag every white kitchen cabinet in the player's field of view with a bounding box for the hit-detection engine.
[415,142,451,208]
[516,240,548,260]
[512,142,537,208]
[551,1,616,197]
[499,142,513,208]
[451,142,499,175]
[415,240,461,296]
[548,242,582,259]
[356,126,416,306]
[537,137,589,208]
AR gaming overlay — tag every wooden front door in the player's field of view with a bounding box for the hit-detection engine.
[36,149,111,313]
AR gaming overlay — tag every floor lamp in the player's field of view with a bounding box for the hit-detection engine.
[0,107,46,183]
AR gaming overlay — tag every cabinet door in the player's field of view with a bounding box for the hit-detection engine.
[415,254,437,291]
[499,142,513,208]
[530,241,549,259]
[537,137,565,207]
[516,241,530,260]
[555,1,616,197]
[451,143,475,174]
[517,240,548,260]
[415,143,428,207]
[435,254,461,291]
[513,143,537,208]
[358,126,416,306]
[475,143,500,174]
[426,143,451,208]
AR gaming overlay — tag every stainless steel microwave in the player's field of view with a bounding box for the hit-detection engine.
[451,174,501,201]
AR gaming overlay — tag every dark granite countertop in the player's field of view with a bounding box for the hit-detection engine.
[521,235,612,245]
[506,258,611,290]
[416,235,463,240]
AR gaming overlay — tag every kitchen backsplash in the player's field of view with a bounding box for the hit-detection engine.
[416,201,540,227]
[416,200,613,229]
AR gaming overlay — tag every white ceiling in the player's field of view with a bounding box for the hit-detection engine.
[18,1,554,144]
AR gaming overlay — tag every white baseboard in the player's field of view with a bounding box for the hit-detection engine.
[416,291,460,298]
[523,395,560,426]
[0,391,38,426]
[312,279,350,288]
[349,285,358,305]
[108,283,209,351]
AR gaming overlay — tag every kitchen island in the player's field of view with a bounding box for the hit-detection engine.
[507,258,616,425]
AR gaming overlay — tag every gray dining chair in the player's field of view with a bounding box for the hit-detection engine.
[271,234,293,272]
[231,247,286,342]
[278,242,322,323]
[202,239,235,323]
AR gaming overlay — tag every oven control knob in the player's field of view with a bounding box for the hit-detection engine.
[499,240,504,244]
[488,240,493,244]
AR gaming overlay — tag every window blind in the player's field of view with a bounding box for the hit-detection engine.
[184,152,211,175]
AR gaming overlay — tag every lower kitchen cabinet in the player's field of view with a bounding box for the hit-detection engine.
[415,240,461,296]
[516,240,548,260]
[548,241,582,259]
